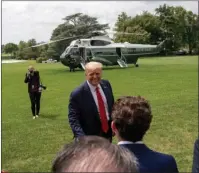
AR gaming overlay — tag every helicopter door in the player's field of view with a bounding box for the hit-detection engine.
[79,47,87,69]
[79,47,86,59]
[116,47,121,58]
[116,47,128,68]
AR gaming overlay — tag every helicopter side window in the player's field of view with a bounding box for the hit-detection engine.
[90,40,111,46]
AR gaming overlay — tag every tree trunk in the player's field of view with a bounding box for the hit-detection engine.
[189,43,192,55]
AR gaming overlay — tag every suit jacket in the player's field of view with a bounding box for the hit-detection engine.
[192,138,199,173]
[120,144,179,173]
[24,71,40,93]
[68,79,114,139]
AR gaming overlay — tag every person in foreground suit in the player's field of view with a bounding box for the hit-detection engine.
[192,138,199,173]
[68,62,114,141]
[52,136,138,172]
[111,96,179,173]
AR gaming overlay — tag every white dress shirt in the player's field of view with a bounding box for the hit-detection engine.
[118,141,144,145]
[87,81,109,120]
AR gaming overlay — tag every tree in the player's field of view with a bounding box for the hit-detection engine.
[130,11,163,44]
[3,43,18,58]
[46,44,60,60]
[25,39,39,59]
[114,12,150,44]
[155,4,179,52]
[114,25,151,44]
[183,11,198,54]
[18,41,27,50]
[155,4,198,54]
[38,44,48,58]
[114,12,131,33]
[47,13,109,60]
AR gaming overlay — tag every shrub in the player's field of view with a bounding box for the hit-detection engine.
[36,57,48,63]
[36,57,43,63]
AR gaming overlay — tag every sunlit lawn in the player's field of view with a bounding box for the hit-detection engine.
[2,55,198,172]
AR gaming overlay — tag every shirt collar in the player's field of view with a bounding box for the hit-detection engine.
[118,141,144,145]
[87,81,100,92]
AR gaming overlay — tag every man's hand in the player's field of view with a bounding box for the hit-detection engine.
[26,71,31,78]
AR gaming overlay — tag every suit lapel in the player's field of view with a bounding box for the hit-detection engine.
[100,80,111,113]
[83,82,100,121]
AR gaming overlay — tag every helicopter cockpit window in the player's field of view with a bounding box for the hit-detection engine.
[65,47,70,54]
[90,40,111,46]
[82,40,89,46]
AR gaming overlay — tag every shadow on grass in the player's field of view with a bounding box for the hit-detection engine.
[39,114,60,120]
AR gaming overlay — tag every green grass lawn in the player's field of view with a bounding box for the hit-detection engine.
[2,55,198,172]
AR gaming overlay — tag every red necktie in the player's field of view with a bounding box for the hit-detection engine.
[96,86,109,133]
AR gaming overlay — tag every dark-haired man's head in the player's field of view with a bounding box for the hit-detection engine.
[52,136,138,172]
[111,96,152,142]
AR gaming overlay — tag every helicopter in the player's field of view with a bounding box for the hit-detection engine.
[30,31,166,71]
[59,34,165,70]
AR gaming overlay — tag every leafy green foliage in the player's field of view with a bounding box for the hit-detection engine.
[115,4,198,54]
[3,43,18,57]
[36,57,48,63]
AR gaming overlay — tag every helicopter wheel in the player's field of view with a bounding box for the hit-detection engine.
[135,64,139,67]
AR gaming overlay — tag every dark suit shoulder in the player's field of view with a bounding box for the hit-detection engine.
[148,147,175,159]
[101,79,112,87]
[122,144,178,172]
[101,79,110,84]
[194,138,199,149]
[70,83,85,98]
[149,148,178,169]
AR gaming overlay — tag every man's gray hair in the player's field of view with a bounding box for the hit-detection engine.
[52,136,138,172]
[85,61,103,70]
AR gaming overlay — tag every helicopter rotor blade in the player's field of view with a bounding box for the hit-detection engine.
[107,31,144,36]
[24,35,84,49]
[22,23,109,49]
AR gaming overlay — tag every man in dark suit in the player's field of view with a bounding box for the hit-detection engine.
[192,138,199,173]
[111,96,179,173]
[68,62,114,142]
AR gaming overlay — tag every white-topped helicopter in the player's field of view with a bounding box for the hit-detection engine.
[30,30,166,70]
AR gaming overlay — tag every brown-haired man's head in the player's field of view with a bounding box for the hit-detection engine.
[111,96,153,142]
[52,136,138,172]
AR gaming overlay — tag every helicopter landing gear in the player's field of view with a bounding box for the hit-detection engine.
[134,64,139,67]
[69,65,75,72]
[69,68,75,72]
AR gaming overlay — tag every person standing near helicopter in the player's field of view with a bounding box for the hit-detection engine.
[69,57,76,72]
[24,65,45,119]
